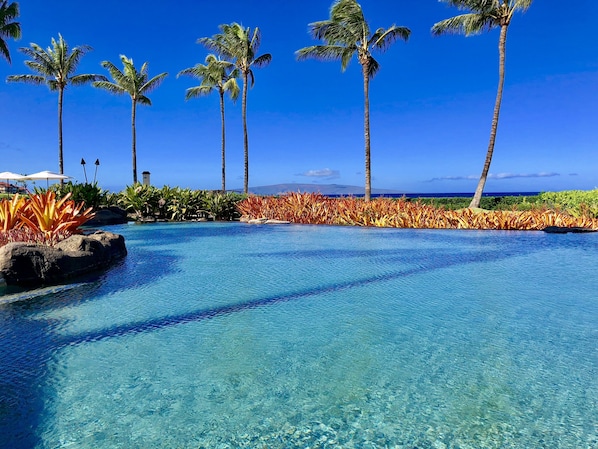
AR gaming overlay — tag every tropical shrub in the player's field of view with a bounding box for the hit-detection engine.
[51,181,112,210]
[118,184,163,220]
[415,195,540,211]
[19,191,95,242]
[167,188,207,221]
[538,189,598,218]
[117,185,246,222]
[0,192,95,246]
[0,194,26,231]
[237,193,598,231]
[204,192,246,221]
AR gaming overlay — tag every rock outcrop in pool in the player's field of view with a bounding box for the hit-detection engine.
[0,231,127,287]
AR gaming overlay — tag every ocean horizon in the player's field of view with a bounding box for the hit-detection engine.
[348,191,541,199]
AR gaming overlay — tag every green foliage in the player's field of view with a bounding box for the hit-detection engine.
[50,181,110,210]
[0,0,21,64]
[415,195,541,211]
[167,188,207,221]
[116,184,245,221]
[118,184,162,220]
[204,192,246,221]
[538,189,598,218]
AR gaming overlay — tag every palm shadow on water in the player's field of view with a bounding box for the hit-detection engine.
[0,241,181,449]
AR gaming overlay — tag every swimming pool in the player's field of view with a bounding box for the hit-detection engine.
[1,222,597,448]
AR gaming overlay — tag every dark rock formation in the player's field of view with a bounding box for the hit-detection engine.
[543,226,597,234]
[84,206,129,227]
[0,231,127,286]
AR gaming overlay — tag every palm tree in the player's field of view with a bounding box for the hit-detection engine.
[178,54,240,192]
[296,0,410,201]
[198,23,272,194]
[432,0,533,209]
[0,0,20,64]
[93,55,168,184]
[7,34,105,175]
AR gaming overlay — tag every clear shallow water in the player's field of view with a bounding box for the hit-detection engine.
[1,222,597,449]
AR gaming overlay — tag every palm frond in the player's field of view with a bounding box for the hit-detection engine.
[432,12,497,36]
[70,73,106,86]
[296,45,347,62]
[184,85,214,100]
[366,56,380,79]
[223,77,240,101]
[0,39,8,61]
[137,95,151,106]
[6,73,45,85]
[333,0,369,39]
[340,46,355,71]
[139,72,168,95]
[91,80,127,96]
[515,0,533,11]
[64,46,93,76]
[252,53,272,68]
[370,26,411,51]
[246,68,255,88]
[0,0,21,62]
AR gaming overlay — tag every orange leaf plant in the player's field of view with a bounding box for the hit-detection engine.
[0,194,27,231]
[17,191,95,242]
[237,193,598,231]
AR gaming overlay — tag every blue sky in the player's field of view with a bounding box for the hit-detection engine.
[1,0,597,193]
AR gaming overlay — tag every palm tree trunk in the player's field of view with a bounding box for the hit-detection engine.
[132,99,138,184]
[58,87,64,176]
[220,90,226,192]
[469,24,508,209]
[363,63,371,202]
[242,72,249,194]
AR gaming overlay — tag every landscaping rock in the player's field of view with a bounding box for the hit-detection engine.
[543,226,597,234]
[245,218,290,225]
[85,206,129,227]
[0,231,127,286]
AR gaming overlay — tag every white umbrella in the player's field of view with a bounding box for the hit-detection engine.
[0,171,25,193]
[0,171,25,180]
[21,170,71,187]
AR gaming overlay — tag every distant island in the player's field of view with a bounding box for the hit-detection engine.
[238,183,402,196]
[235,183,539,198]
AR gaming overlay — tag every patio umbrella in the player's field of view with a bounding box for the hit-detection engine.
[0,171,25,193]
[0,171,25,181]
[21,170,71,187]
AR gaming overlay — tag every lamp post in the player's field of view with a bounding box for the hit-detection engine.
[81,158,88,183]
[93,159,100,184]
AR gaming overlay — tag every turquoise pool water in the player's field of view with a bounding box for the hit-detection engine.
[1,222,597,448]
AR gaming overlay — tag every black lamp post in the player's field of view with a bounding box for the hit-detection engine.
[81,158,88,183]
[93,159,100,184]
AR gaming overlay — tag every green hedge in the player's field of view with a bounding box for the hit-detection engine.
[537,189,598,218]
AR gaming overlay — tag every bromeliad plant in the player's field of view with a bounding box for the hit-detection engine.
[0,191,95,246]
[237,192,598,231]
[0,194,26,231]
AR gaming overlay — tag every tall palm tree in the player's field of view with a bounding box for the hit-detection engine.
[432,0,533,209]
[93,55,168,184]
[296,0,410,201]
[0,0,20,64]
[7,34,105,175]
[178,54,240,192]
[198,23,272,194]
